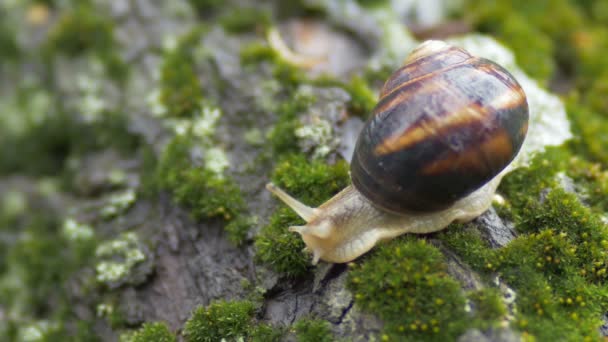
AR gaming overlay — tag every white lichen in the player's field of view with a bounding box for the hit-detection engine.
[192,105,222,139]
[204,147,229,178]
[101,189,136,219]
[96,303,114,318]
[62,218,94,242]
[95,232,146,284]
[2,190,26,217]
[295,117,338,159]
[146,88,167,117]
[19,320,59,342]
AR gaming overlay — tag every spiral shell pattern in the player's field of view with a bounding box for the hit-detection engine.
[350,40,529,213]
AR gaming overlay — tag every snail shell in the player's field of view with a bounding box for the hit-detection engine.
[351,40,528,213]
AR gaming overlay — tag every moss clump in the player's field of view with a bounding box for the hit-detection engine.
[568,98,608,165]
[267,91,316,156]
[0,195,98,341]
[493,225,606,340]
[45,5,114,57]
[240,42,307,90]
[156,134,249,243]
[183,300,255,342]
[224,215,255,246]
[0,16,19,59]
[293,318,333,342]
[438,148,608,340]
[255,155,349,277]
[341,75,378,118]
[188,0,223,14]
[183,299,283,341]
[121,322,176,342]
[44,5,127,82]
[250,323,284,342]
[467,288,507,330]
[156,135,243,221]
[269,154,350,206]
[219,9,271,33]
[562,155,608,213]
[255,207,309,277]
[437,224,495,271]
[159,30,206,118]
[0,110,141,178]
[354,0,390,8]
[348,237,468,340]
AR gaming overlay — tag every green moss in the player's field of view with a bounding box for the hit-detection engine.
[250,324,284,342]
[182,299,283,341]
[183,300,255,342]
[355,0,390,8]
[347,146,608,339]
[0,193,98,341]
[563,155,608,212]
[43,5,127,82]
[437,147,608,340]
[342,75,377,118]
[269,154,350,206]
[568,98,608,164]
[492,226,606,340]
[255,155,349,276]
[225,215,254,246]
[0,16,19,60]
[468,288,507,330]
[437,224,495,271]
[240,42,307,90]
[293,318,333,342]
[155,134,251,244]
[581,71,608,116]
[348,237,468,341]
[0,110,141,178]
[255,207,309,277]
[46,6,114,57]
[188,0,223,14]
[267,91,316,156]
[159,47,203,118]
[157,135,244,221]
[121,322,176,342]
[219,9,271,33]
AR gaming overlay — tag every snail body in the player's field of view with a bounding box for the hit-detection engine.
[267,40,529,264]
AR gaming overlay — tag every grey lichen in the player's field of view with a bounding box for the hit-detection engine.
[61,218,94,242]
[101,189,137,219]
[95,232,154,288]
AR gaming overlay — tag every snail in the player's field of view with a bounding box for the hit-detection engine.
[266,40,529,264]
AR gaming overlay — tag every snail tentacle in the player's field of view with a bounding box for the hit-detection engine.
[266,183,316,221]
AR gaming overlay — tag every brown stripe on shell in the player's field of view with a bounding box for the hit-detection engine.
[421,128,513,175]
[374,102,486,155]
[380,46,472,98]
[373,82,527,156]
[374,71,453,119]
